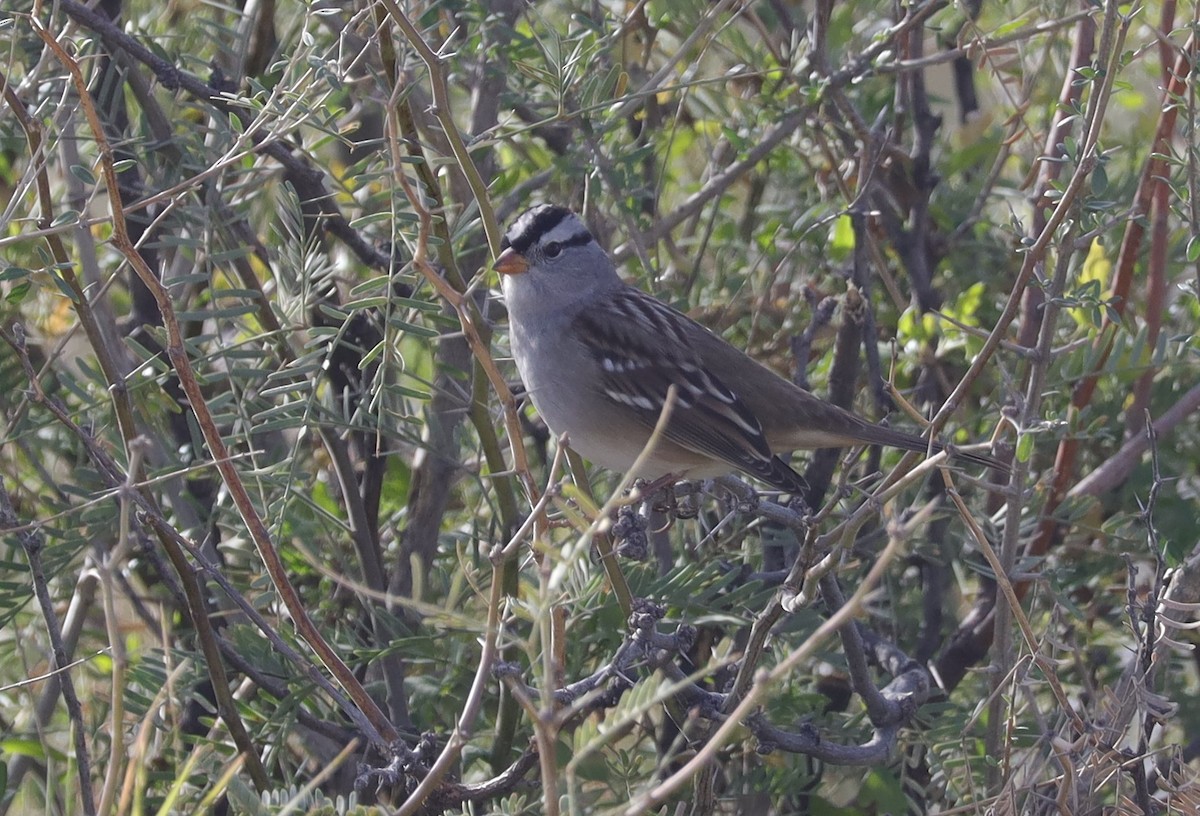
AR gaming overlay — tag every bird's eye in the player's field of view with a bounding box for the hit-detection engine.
[543,241,562,259]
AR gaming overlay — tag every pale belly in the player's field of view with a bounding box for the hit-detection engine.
[512,330,710,480]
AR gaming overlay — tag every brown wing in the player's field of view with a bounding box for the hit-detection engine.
[576,288,807,491]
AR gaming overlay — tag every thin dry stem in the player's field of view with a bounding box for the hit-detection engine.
[33,18,395,753]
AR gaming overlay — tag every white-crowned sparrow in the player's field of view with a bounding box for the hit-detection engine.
[495,204,1002,493]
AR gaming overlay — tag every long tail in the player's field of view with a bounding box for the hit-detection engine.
[852,420,1008,473]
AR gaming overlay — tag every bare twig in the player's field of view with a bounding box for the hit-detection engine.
[626,503,911,814]
[33,19,397,751]
[0,478,97,816]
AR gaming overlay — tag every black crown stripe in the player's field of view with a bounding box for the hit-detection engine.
[506,205,575,255]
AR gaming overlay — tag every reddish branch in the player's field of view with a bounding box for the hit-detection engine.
[1030,33,1196,567]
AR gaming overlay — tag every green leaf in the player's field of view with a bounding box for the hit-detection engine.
[4,280,31,303]
[383,382,432,400]
[828,214,854,262]
[50,210,79,227]
[0,739,49,762]
[47,270,79,302]
[69,164,96,186]
[349,211,392,229]
[386,316,440,338]
[359,339,385,369]
[344,296,391,311]
[1017,431,1035,462]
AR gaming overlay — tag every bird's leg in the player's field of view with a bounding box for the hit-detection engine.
[626,475,684,530]
[631,472,683,501]
[675,487,698,520]
[785,493,812,519]
[650,483,677,522]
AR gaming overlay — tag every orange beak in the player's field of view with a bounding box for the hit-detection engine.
[494,247,529,276]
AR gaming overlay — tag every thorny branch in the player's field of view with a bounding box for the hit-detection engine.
[32,13,399,751]
[4,0,1198,812]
